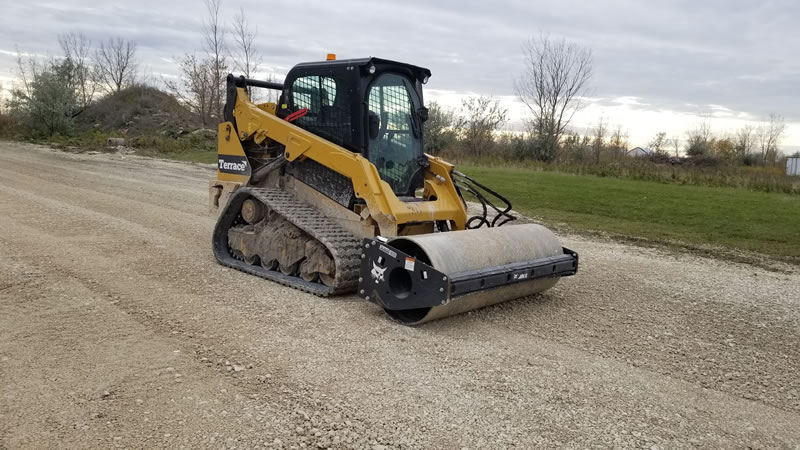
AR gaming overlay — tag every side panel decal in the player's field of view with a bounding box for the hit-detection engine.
[218,154,250,176]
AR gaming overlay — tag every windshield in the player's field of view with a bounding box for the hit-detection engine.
[366,73,424,195]
[288,74,352,149]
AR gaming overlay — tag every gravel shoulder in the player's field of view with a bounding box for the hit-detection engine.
[1,141,799,448]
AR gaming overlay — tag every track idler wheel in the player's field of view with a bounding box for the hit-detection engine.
[241,198,265,224]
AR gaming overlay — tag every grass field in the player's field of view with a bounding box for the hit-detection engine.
[461,165,800,262]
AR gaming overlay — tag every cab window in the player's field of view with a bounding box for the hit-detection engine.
[288,75,350,148]
[366,73,423,195]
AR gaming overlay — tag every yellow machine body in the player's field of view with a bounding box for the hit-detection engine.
[211,86,467,236]
[210,58,577,325]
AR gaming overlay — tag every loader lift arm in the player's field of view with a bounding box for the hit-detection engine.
[220,73,468,235]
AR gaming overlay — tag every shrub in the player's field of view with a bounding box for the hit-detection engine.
[687,154,723,168]
[0,111,22,138]
[423,101,457,156]
[447,153,799,194]
[647,150,672,164]
[8,59,83,137]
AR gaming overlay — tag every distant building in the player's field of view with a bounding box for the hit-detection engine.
[627,147,651,157]
[788,157,800,176]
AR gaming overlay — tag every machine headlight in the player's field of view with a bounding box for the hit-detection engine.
[368,65,376,74]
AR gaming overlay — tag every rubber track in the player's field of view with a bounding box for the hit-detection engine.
[212,187,361,296]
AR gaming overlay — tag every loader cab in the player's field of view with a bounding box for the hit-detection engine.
[279,57,431,196]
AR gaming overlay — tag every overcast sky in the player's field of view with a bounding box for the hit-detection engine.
[1,0,798,151]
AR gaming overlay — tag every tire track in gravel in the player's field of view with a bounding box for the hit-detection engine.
[0,243,296,449]
[0,162,207,219]
[0,216,426,449]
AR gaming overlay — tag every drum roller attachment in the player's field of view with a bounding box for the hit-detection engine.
[357,224,579,325]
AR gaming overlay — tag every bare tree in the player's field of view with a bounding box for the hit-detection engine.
[757,114,785,164]
[733,125,756,158]
[166,0,229,126]
[670,135,681,157]
[231,7,276,102]
[649,131,667,154]
[166,54,215,125]
[686,118,713,156]
[94,37,138,93]
[515,34,593,156]
[203,0,228,122]
[454,96,507,157]
[591,116,607,163]
[608,125,628,157]
[58,32,96,111]
[13,46,38,100]
[232,7,260,80]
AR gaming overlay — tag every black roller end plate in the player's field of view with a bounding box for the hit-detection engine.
[357,239,450,311]
[358,239,580,312]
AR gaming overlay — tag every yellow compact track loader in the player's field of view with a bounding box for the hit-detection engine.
[210,56,578,325]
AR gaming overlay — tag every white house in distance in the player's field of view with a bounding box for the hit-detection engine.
[788,157,800,176]
[627,147,652,157]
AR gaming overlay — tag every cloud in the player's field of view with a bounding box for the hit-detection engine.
[0,0,797,146]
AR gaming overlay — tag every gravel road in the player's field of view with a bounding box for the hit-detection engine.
[1,141,799,449]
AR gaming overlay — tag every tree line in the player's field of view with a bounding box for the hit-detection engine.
[2,11,791,167]
[3,0,263,136]
[7,33,138,136]
[425,95,789,167]
[424,34,789,167]
[677,115,787,165]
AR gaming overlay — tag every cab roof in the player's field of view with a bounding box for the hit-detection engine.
[291,57,431,83]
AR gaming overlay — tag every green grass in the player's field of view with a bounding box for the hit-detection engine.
[130,134,217,164]
[449,155,800,195]
[462,165,800,262]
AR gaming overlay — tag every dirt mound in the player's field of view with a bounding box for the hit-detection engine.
[77,85,200,137]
